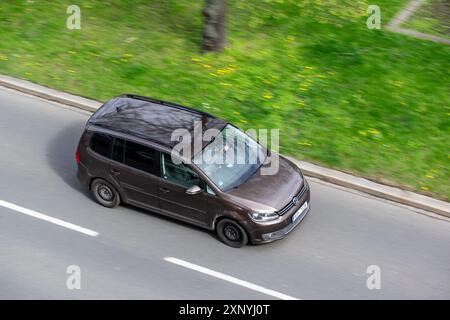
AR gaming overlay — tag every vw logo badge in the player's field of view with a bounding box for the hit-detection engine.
[292,196,299,205]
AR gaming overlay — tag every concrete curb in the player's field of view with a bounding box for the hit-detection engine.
[287,158,449,218]
[1,74,449,218]
[0,74,102,112]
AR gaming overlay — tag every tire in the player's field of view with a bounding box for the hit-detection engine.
[216,218,248,248]
[91,178,121,208]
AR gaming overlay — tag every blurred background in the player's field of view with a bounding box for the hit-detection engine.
[0,0,448,200]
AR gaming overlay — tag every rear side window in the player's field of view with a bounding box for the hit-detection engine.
[112,138,125,163]
[90,133,113,158]
[124,141,158,175]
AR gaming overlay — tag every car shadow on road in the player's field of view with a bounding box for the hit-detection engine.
[46,120,90,197]
[120,202,226,243]
[45,120,222,242]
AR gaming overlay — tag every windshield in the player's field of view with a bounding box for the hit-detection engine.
[193,124,266,191]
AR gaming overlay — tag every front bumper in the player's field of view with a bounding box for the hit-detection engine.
[246,181,311,244]
[260,202,310,242]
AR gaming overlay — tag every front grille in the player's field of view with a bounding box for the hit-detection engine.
[277,182,307,216]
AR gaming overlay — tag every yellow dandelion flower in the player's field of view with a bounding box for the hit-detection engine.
[263,94,273,100]
[368,128,380,135]
[299,83,309,88]
[420,186,429,191]
[286,36,295,42]
[358,130,367,136]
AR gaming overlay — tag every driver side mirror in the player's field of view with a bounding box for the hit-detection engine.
[186,185,202,195]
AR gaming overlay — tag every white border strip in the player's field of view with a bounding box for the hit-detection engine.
[386,0,450,45]
[387,0,426,29]
[165,257,299,300]
[0,199,99,237]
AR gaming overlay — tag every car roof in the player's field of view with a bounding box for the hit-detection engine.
[88,94,227,150]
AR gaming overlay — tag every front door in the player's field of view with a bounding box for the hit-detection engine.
[158,153,208,227]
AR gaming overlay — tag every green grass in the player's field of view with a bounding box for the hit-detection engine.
[0,0,449,200]
[402,0,450,38]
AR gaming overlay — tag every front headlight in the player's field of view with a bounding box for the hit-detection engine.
[249,211,279,222]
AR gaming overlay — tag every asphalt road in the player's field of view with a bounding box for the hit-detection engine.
[0,87,449,299]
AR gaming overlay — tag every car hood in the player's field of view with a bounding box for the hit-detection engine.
[226,155,304,212]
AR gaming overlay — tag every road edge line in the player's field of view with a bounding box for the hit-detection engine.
[164,257,299,300]
[0,199,99,237]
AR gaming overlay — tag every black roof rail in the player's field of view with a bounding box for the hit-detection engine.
[118,93,217,119]
[92,122,164,147]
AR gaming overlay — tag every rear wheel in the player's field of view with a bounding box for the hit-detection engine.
[216,219,248,248]
[91,179,120,208]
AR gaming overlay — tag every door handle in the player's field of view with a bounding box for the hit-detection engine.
[111,169,121,176]
[159,187,170,194]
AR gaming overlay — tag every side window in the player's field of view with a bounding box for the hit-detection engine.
[124,140,158,175]
[90,132,112,158]
[112,138,125,163]
[161,153,201,188]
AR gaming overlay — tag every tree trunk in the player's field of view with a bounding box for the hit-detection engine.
[201,0,226,53]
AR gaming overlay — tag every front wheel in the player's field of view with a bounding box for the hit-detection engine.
[216,219,248,248]
[91,178,121,208]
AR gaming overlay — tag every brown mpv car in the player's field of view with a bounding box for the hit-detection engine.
[76,94,310,247]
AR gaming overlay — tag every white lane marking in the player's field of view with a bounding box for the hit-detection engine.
[164,257,299,300]
[0,200,99,237]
